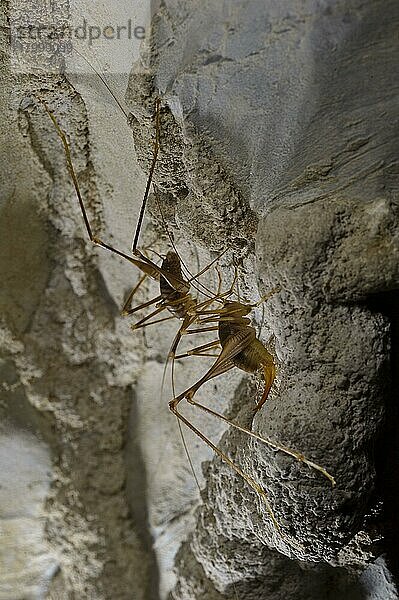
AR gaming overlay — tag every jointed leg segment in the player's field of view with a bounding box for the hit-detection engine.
[182,395,336,486]
[168,398,281,531]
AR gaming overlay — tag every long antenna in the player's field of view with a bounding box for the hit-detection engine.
[72,47,129,119]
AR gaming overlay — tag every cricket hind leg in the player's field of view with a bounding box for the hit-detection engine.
[132,98,161,252]
[183,395,336,486]
[168,399,281,531]
[169,398,306,553]
[37,98,169,279]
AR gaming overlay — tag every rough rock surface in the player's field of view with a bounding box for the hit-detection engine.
[1,1,399,600]
[127,0,399,598]
[1,28,154,600]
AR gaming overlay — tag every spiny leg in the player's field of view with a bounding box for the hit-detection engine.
[169,399,281,531]
[39,99,94,242]
[183,396,336,486]
[120,248,162,313]
[130,304,172,330]
[40,98,139,263]
[132,314,176,330]
[122,278,175,330]
[174,340,221,360]
[38,99,163,270]
[193,287,280,320]
[169,399,307,554]
[120,278,185,332]
[121,280,162,317]
[122,273,149,315]
[189,284,281,323]
[183,325,220,335]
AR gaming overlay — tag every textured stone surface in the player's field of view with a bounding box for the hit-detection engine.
[126,0,399,598]
[0,425,56,600]
[1,0,399,599]
[1,14,154,597]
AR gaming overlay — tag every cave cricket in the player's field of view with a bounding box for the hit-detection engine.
[35,87,335,541]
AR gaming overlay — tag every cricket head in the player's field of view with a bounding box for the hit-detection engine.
[161,250,190,294]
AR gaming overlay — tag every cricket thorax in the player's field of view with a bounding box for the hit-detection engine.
[160,251,194,318]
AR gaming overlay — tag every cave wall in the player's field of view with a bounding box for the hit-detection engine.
[1,1,398,599]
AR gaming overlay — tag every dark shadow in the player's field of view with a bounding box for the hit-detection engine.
[366,290,399,589]
[125,389,161,600]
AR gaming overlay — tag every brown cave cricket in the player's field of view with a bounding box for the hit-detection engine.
[34,91,335,543]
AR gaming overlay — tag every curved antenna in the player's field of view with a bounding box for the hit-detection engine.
[72,47,129,119]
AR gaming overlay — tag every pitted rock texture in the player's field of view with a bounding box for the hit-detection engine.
[1,1,399,600]
[1,47,154,600]
[126,0,399,598]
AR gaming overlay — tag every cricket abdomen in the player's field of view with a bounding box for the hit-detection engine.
[219,321,274,374]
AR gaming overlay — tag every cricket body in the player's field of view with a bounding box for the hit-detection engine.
[220,304,275,389]
[160,251,193,318]
[120,248,196,328]
[202,300,276,410]
[36,94,336,544]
